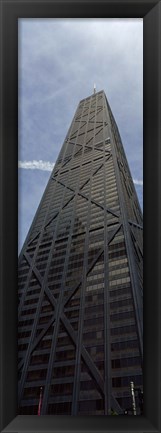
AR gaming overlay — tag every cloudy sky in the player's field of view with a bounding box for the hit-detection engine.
[18,18,143,253]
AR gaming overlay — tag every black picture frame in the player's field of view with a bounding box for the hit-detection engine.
[0,1,161,432]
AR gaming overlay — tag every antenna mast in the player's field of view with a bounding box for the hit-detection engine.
[94,83,96,94]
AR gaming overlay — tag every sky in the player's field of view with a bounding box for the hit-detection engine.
[18,18,143,253]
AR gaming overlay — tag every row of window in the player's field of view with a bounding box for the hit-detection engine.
[111,356,141,369]
[111,339,138,351]
[112,374,142,388]
[111,324,136,336]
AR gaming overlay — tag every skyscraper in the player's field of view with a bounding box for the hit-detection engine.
[18,90,143,415]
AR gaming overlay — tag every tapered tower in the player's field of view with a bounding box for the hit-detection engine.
[18,90,143,415]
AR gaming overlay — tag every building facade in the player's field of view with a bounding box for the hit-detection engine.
[18,90,143,415]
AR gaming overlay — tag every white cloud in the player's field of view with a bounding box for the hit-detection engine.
[133,179,143,186]
[18,160,55,171]
[18,160,143,188]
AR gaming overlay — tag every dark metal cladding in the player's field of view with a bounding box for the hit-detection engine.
[18,90,143,415]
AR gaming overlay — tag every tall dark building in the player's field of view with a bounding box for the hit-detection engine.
[18,90,143,415]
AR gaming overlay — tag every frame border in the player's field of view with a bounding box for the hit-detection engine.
[0,1,161,432]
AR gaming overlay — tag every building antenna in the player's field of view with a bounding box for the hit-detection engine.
[94,83,96,94]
